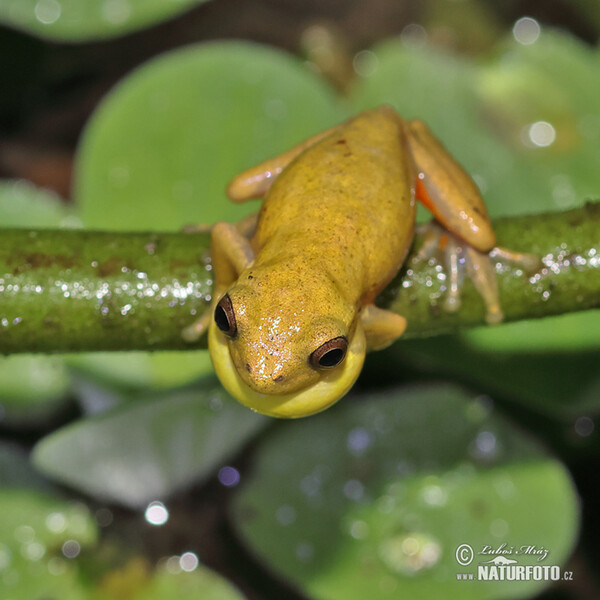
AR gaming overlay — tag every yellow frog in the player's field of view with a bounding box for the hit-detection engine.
[184,106,535,418]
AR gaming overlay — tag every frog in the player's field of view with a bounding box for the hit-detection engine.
[183,106,537,418]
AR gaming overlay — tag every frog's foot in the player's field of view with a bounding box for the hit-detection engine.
[182,310,211,343]
[412,222,539,325]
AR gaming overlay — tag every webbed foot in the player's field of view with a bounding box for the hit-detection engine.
[412,221,540,324]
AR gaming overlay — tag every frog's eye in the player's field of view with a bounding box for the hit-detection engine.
[214,294,237,337]
[310,336,348,369]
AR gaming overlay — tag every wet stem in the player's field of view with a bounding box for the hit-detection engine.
[0,203,598,353]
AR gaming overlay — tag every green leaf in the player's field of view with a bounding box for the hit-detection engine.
[32,379,267,508]
[66,350,214,393]
[141,563,245,600]
[92,557,246,600]
[388,332,600,420]
[232,385,579,600]
[0,488,97,600]
[0,489,97,550]
[0,179,79,228]
[0,0,211,42]
[476,31,600,208]
[0,355,71,423]
[464,311,600,354]
[0,442,52,490]
[75,41,343,232]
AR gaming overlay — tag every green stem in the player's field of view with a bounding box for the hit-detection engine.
[0,204,598,354]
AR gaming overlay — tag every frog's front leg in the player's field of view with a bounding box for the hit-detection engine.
[360,305,407,351]
[227,124,341,201]
[406,119,540,324]
[182,221,255,342]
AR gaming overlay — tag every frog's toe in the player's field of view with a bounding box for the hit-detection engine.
[463,245,503,325]
[490,246,542,274]
[411,222,445,265]
[413,221,512,324]
[182,311,210,342]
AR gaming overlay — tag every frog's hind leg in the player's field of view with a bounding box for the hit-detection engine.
[227,125,341,201]
[407,120,540,324]
[182,218,255,342]
[407,119,496,251]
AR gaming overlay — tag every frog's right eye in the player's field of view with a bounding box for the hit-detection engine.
[214,294,237,337]
[310,336,348,369]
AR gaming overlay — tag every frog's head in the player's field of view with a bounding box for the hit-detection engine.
[208,265,366,418]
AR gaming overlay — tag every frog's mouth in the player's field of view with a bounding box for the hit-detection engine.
[208,320,366,418]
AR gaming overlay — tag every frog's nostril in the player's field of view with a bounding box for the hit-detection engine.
[245,363,251,373]
[273,375,284,383]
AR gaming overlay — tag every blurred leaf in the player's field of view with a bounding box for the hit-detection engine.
[139,562,245,600]
[464,311,600,353]
[232,385,579,600]
[350,41,479,148]
[476,31,600,207]
[0,179,79,228]
[387,333,600,420]
[66,350,214,393]
[0,488,97,600]
[0,180,74,424]
[0,449,241,599]
[75,41,344,231]
[93,557,245,600]
[0,355,71,424]
[0,442,52,490]
[32,379,267,508]
[0,0,211,42]
[0,489,97,549]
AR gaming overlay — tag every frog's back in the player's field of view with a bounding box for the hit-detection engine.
[253,107,416,304]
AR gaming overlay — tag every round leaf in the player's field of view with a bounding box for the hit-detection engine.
[0,0,211,42]
[143,563,245,600]
[232,384,579,600]
[0,488,97,600]
[75,41,343,231]
[0,179,79,228]
[32,379,267,507]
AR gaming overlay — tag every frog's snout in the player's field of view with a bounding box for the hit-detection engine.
[244,362,283,384]
[237,356,313,396]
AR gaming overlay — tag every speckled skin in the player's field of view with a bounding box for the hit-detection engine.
[205,106,504,416]
[253,107,416,305]
[224,107,415,396]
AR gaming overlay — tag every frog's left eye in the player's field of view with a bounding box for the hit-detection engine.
[214,294,237,337]
[310,336,348,369]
